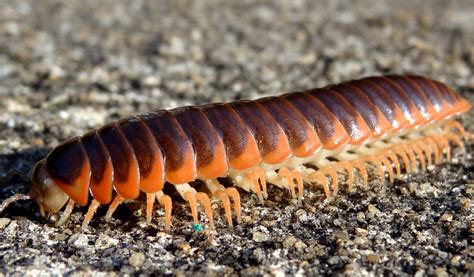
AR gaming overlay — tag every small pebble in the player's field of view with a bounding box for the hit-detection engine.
[450,255,461,266]
[253,232,270,242]
[357,212,366,222]
[367,254,380,264]
[129,252,145,267]
[335,230,349,240]
[440,213,453,222]
[282,236,297,249]
[434,267,448,277]
[354,236,369,247]
[355,228,368,236]
[294,240,307,252]
[178,242,191,252]
[0,218,11,229]
[368,204,380,215]
[327,256,340,265]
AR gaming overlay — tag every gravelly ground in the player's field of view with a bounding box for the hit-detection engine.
[0,0,473,275]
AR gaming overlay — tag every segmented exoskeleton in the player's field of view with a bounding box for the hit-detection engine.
[1,75,472,231]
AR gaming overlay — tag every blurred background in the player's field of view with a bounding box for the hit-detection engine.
[0,0,472,153]
[0,0,473,275]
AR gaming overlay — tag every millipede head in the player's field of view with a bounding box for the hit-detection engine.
[30,159,70,217]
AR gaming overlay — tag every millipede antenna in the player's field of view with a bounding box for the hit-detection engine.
[0,194,31,214]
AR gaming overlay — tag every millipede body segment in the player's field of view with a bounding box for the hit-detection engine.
[3,75,472,231]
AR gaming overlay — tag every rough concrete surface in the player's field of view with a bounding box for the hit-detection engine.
[0,0,473,276]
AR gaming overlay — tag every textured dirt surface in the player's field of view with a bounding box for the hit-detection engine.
[0,0,473,275]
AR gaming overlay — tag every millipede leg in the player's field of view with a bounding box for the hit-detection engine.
[244,167,267,202]
[410,143,426,171]
[431,136,443,164]
[184,191,199,225]
[105,195,125,220]
[254,167,267,198]
[176,183,215,230]
[196,192,214,228]
[445,133,465,150]
[425,137,440,164]
[146,193,155,224]
[249,173,263,202]
[82,199,100,230]
[273,168,304,200]
[443,120,467,138]
[156,191,172,231]
[292,170,304,200]
[308,171,331,197]
[225,187,242,224]
[432,136,447,163]
[418,140,432,167]
[332,161,354,191]
[322,167,339,195]
[435,136,451,161]
[384,150,401,177]
[278,168,297,198]
[392,146,411,174]
[175,184,198,224]
[55,198,75,226]
[380,157,395,183]
[402,145,418,172]
[363,156,385,182]
[206,179,234,227]
[215,190,233,227]
[444,138,452,161]
[350,160,368,189]
[335,161,354,192]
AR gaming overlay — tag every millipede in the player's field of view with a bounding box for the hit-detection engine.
[0,75,472,231]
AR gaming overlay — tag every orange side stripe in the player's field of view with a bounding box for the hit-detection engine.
[262,132,291,164]
[90,159,113,204]
[229,133,262,171]
[197,141,229,179]
[55,159,91,206]
[166,150,197,184]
